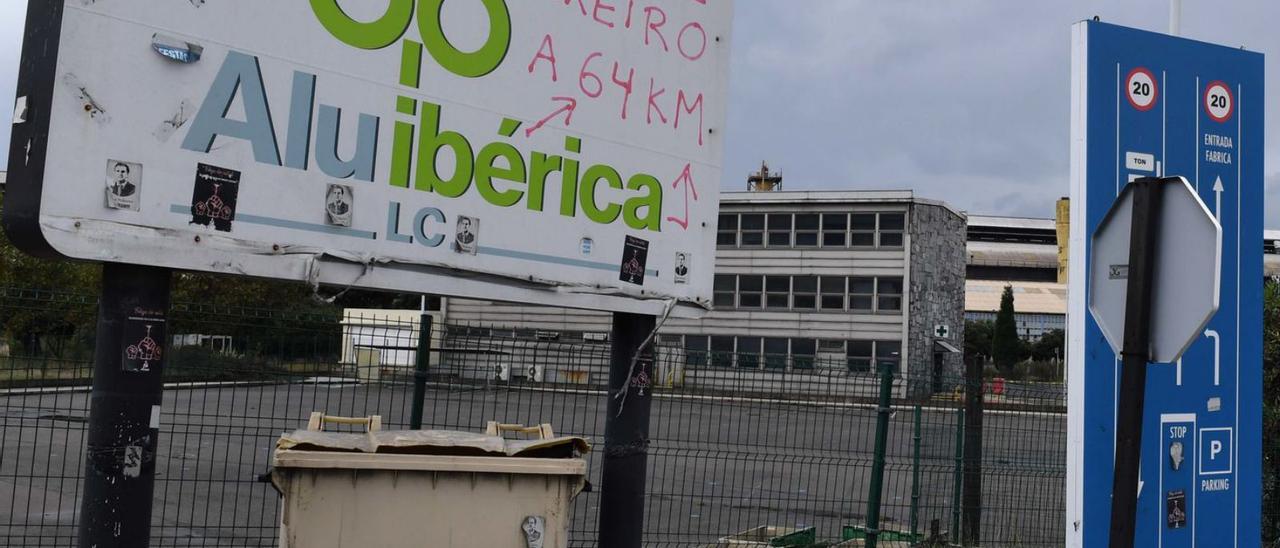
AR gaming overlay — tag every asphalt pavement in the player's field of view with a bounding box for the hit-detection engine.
[1,381,1066,546]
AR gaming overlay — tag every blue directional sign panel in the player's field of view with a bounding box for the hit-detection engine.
[1067,21,1263,547]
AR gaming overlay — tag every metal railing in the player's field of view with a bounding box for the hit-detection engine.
[0,286,1072,546]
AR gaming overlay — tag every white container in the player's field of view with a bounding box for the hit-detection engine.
[272,415,588,548]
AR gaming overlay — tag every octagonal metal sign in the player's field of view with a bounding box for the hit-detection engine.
[1088,176,1221,363]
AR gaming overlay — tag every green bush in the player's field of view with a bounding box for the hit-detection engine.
[1027,360,1062,382]
[164,345,283,382]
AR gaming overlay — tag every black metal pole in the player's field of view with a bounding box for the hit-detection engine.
[598,312,656,548]
[1108,178,1162,548]
[865,360,896,548]
[78,263,172,547]
[962,355,984,546]
[409,312,433,430]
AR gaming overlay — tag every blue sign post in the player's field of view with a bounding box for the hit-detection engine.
[1067,21,1263,547]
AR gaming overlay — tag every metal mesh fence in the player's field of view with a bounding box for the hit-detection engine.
[0,287,1071,546]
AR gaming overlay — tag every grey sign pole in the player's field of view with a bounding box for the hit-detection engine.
[79,263,172,547]
[1107,178,1161,548]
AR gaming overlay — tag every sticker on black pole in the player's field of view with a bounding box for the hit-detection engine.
[189,163,240,232]
[122,308,166,373]
[619,236,649,285]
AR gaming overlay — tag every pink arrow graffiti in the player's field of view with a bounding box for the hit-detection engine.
[665,163,699,230]
[524,96,578,137]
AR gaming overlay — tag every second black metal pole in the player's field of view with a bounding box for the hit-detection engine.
[409,312,433,430]
[78,263,172,547]
[599,312,656,548]
[962,355,984,545]
[1108,179,1161,548]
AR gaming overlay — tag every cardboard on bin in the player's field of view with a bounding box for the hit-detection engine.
[276,428,591,458]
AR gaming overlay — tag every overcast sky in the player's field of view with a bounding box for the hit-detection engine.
[2,1,1278,224]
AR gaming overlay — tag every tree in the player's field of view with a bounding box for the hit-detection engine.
[1030,329,1065,362]
[964,319,994,366]
[1262,280,1280,543]
[991,284,1021,375]
[0,190,100,357]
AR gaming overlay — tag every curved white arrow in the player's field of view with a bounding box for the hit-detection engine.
[1205,329,1221,385]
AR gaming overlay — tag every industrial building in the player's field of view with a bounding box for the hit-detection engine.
[440,179,968,396]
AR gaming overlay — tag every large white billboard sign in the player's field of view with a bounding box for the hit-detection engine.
[4,1,732,316]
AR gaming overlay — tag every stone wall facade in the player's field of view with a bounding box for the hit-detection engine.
[907,202,967,396]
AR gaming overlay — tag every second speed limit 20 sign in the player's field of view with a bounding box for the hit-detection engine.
[1205,81,1234,122]
[1126,67,1158,111]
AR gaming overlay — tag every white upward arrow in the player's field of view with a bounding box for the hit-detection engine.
[1205,329,1221,385]
[1213,177,1225,221]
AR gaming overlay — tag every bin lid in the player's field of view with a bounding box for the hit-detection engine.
[276,428,591,459]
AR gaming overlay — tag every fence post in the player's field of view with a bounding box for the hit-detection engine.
[911,404,922,540]
[598,312,656,548]
[409,313,433,430]
[865,360,895,548]
[78,263,172,548]
[962,358,985,546]
[952,408,965,544]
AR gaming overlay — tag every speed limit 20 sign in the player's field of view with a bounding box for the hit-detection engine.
[1204,81,1234,123]
[1126,67,1158,111]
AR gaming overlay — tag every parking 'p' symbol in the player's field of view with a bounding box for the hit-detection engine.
[1198,428,1233,475]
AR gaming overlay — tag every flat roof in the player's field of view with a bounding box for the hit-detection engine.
[966,279,1067,315]
[719,190,963,217]
[967,215,1056,231]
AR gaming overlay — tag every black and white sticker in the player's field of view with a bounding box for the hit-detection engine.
[189,163,240,232]
[454,215,479,255]
[105,159,142,211]
[673,252,691,284]
[619,236,649,285]
[1166,490,1187,529]
[122,309,166,373]
[325,184,353,227]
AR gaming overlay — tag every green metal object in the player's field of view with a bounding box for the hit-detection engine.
[719,525,816,547]
[408,312,433,430]
[952,408,965,545]
[842,524,923,543]
[864,361,895,548]
[911,405,922,539]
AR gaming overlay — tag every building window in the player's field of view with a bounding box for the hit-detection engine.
[684,335,708,366]
[765,276,790,309]
[794,214,819,247]
[710,336,734,367]
[851,214,876,247]
[713,275,736,308]
[879,213,905,247]
[717,214,738,247]
[740,214,765,246]
[738,275,763,308]
[792,276,817,310]
[767,214,792,246]
[877,277,903,312]
[847,340,874,372]
[763,337,789,369]
[849,277,876,311]
[737,337,762,369]
[876,341,902,369]
[822,214,847,247]
[792,338,817,370]
[820,276,846,310]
